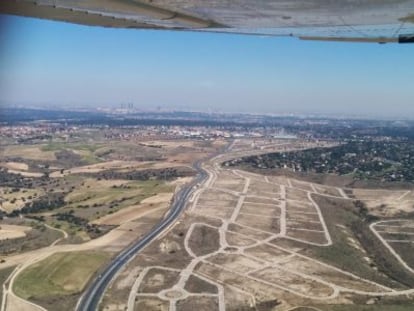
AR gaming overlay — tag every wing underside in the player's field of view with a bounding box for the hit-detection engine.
[1,0,414,43]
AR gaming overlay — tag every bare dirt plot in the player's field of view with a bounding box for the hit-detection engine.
[0,161,29,170]
[251,266,335,297]
[198,189,238,201]
[380,232,414,242]
[134,297,169,311]
[0,224,32,240]
[225,232,256,247]
[286,201,315,212]
[285,220,324,231]
[403,191,414,201]
[239,203,280,217]
[244,196,277,205]
[227,223,271,241]
[138,268,181,293]
[207,253,262,274]
[6,169,44,177]
[248,181,280,195]
[286,212,320,222]
[236,213,280,234]
[365,200,414,216]
[184,275,218,294]
[286,188,310,201]
[194,202,235,219]
[244,244,291,264]
[285,229,327,245]
[188,225,220,256]
[267,176,290,186]
[290,180,314,192]
[278,256,390,292]
[313,184,343,197]
[387,242,414,269]
[212,179,245,193]
[196,262,288,305]
[352,189,407,201]
[176,296,219,311]
[375,226,414,234]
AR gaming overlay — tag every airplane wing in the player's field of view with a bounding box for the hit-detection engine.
[1,0,414,43]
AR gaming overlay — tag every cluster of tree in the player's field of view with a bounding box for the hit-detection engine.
[9,192,65,217]
[227,140,414,183]
[55,149,83,167]
[0,169,36,188]
[84,167,194,181]
[54,211,112,238]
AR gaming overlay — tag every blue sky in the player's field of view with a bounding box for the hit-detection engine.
[1,14,413,118]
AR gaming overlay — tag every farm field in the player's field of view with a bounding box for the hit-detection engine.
[13,251,111,311]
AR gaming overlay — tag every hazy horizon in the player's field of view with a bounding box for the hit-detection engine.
[1,14,414,119]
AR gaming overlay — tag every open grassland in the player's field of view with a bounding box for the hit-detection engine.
[299,194,414,289]
[13,251,111,310]
[2,145,56,161]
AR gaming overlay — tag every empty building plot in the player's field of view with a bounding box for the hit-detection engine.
[250,266,335,298]
[286,201,315,213]
[197,189,238,203]
[137,268,181,294]
[286,187,310,201]
[286,212,320,222]
[286,219,324,232]
[380,231,414,242]
[266,176,290,187]
[244,244,292,264]
[227,223,272,241]
[244,196,277,205]
[193,202,235,219]
[176,296,219,311]
[234,170,265,182]
[195,190,238,218]
[290,179,314,192]
[402,190,414,201]
[135,297,170,311]
[239,202,281,217]
[236,213,280,234]
[387,242,414,270]
[207,253,263,274]
[352,189,408,201]
[285,228,327,245]
[247,181,280,197]
[277,256,391,293]
[225,231,257,247]
[313,184,343,197]
[212,173,246,193]
[375,225,414,234]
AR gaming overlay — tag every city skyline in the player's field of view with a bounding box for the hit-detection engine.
[1,14,414,119]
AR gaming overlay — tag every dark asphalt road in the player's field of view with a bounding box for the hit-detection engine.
[76,160,208,311]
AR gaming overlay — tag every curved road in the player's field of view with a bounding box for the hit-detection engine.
[76,160,209,311]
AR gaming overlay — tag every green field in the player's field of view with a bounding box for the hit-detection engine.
[0,266,16,307]
[14,251,111,300]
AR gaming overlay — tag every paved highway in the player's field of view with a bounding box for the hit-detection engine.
[76,160,209,311]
